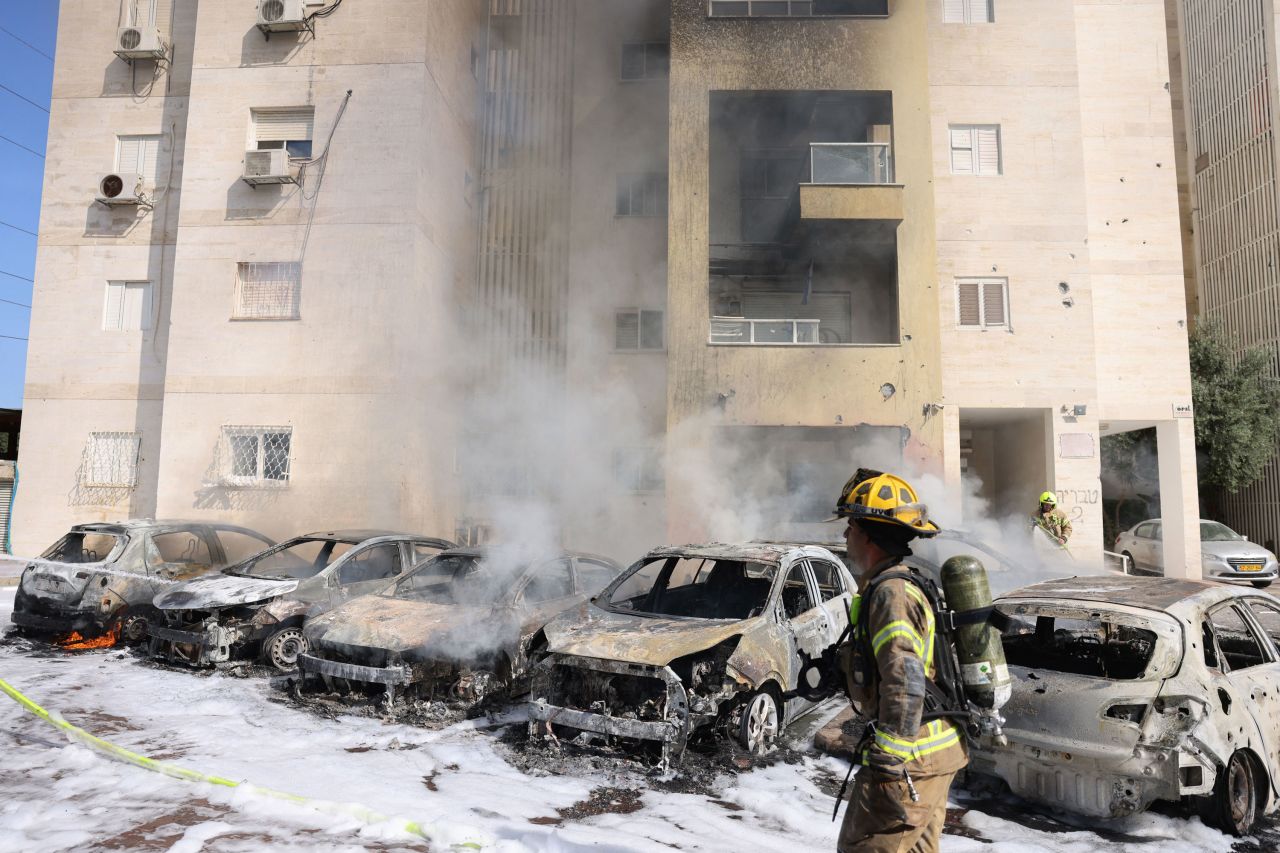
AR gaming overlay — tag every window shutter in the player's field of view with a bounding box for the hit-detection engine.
[976,126,1001,175]
[975,0,994,22]
[956,281,981,326]
[103,283,125,331]
[950,127,975,174]
[152,0,171,35]
[640,310,664,349]
[117,136,161,184]
[117,137,140,175]
[122,283,151,331]
[981,279,1006,325]
[943,0,966,22]
[252,108,315,143]
[615,311,640,349]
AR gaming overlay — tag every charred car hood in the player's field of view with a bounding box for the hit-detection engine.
[543,602,752,667]
[305,595,507,657]
[154,573,298,610]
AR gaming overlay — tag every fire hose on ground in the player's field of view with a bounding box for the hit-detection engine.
[0,675,488,849]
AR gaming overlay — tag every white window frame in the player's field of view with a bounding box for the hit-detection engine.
[619,42,670,81]
[103,281,153,332]
[614,308,665,351]
[949,124,1002,176]
[233,261,302,321]
[221,426,293,488]
[114,134,163,186]
[943,0,994,24]
[83,432,141,488]
[954,277,1010,329]
[612,447,665,495]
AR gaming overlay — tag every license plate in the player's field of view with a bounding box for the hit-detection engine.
[1238,564,1263,573]
[32,575,64,592]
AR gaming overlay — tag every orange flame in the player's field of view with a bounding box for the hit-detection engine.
[57,625,121,650]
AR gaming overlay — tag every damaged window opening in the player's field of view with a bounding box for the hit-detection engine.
[709,91,899,345]
[391,553,509,607]
[227,537,355,580]
[1000,606,1172,680]
[1205,604,1270,672]
[602,557,775,620]
[40,532,124,564]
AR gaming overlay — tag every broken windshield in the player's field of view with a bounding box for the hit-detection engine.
[998,602,1181,680]
[390,554,505,606]
[228,537,355,580]
[40,531,123,564]
[602,556,776,620]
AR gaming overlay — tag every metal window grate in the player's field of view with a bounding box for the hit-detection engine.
[234,262,301,320]
[221,427,292,486]
[82,432,141,488]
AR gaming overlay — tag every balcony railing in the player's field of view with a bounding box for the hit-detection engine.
[710,316,820,344]
[709,0,889,16]
[810,142,893,184]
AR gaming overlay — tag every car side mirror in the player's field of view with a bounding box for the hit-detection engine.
[1243,535,1249,542]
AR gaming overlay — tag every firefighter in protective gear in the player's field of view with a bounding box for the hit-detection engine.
[834,471,967,853]
[1032,490,1072,546]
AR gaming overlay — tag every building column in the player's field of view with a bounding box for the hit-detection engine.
[1157,418,1202,579]
[942,405,963,525]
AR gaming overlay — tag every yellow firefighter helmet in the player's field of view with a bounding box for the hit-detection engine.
[832,470,939,537]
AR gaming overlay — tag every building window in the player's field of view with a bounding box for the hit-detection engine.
[251,107,315,159]
[234,262,301,320]
[620,42,669,80]
[943,0,994,24]
[949,125,1002,176]
[708,0,888,16]
[103,281,153,331]
[615,309,665,351]
[955,277,1008,328]
[222,426,292,486]
[613,447,665,494]
[616,173,667,217]
[115,135,162,186]
[83,432,141,488]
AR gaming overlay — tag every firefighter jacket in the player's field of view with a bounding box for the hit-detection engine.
[1033,508,1073,544]
[844,557,967,777]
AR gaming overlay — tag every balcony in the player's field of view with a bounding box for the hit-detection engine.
[810,142,892,184]
[710,316,820,345]
[802,142,902,221]
[708,0,889,17]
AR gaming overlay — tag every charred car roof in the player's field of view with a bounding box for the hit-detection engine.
[640,542,808,564]
[298,529,446,542]
[427,546,613,562]
[1000,575,1220,612]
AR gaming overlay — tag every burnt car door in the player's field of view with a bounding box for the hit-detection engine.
[573,557,621,597]
[1237,598,1280,779]
[777,558,832,715]
[806,556,852,635]
[1202,601,1280,775]
[331,541,406,604]
[145,528,218,582]
[518,558,580,629]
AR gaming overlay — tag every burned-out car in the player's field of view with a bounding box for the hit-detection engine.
[969,575,1280,835]
[11,520,275,645]
[528,543,855,766]
[296,547,624,707]
[148,530,453,671]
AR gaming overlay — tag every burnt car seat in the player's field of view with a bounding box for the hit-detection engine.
[703,562,772,620]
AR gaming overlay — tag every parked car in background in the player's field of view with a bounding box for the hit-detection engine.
[528,543,855,767]
[1115,518,1278,587]
[970,575,1280,835]
[296,547,623,708]
[11,520,276,645]
[148,530,454,671]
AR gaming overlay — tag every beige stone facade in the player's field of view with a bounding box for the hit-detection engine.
[16,0,1201,575]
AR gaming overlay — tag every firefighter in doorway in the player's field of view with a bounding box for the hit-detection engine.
[832,470,967,853]
[1032,490,1072,546]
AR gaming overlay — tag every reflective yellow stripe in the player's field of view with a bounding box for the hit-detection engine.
[872,723,962,761]
[903,583,927,607]
[871,620,923,656]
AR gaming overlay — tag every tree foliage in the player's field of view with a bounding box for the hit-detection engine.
[1190,321,1280,494]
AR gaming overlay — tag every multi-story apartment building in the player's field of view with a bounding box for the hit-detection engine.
[1165,0,1280,549]
[15,0,1203,576]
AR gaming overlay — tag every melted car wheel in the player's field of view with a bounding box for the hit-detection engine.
[119,611,150,645]
[1207,750,1259,836]
[263,628,308,672]
[737,690,780,755]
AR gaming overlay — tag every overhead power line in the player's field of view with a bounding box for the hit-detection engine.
[0,220,37,237]
[0,297,30,309]
[0,270,34,283]
[0,133,43,159]
[0,334,28,342]
[0,82,49,114]
[0,26,53,62]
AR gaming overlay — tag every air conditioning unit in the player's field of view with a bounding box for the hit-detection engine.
[257,0,310,32]
[96,173,145,205]
[114,26,167,61]
[242,149,295,186]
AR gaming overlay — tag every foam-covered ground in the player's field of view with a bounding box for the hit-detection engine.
[0,587,1270,852]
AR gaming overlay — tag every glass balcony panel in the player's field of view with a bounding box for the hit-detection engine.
[810,143,893,184]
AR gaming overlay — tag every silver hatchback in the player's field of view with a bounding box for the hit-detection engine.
[1115,518,1278,588]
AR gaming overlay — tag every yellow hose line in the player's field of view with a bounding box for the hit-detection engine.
[0,676,486,849]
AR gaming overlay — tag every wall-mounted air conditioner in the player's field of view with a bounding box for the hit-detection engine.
[242,149,295,186]
[96,173,145,206]
[114,26,167,61]
[257,0,310,32]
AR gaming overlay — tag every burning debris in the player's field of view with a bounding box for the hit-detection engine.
[527,543,855,769]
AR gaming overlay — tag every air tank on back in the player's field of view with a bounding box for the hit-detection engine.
[941,554,1011,740]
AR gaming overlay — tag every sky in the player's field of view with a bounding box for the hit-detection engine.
[0,0,58,410]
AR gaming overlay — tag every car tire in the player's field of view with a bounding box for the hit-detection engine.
[118,610,150,645]
[1205,750,1260,836]
[1251,580,1273,589]
[262,627,308,672]
[736,688,780,755]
